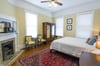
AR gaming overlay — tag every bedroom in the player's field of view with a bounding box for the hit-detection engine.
[0,0,100,66]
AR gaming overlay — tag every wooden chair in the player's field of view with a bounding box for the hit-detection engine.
[24,36,36,49]
[37,34,46,45]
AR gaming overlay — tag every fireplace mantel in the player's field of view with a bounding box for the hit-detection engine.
[0,33,17,66]
[0,14,18,66]
[0,33,16,41]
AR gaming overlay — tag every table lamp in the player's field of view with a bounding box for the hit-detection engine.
[96,29,100,49]
[96,40,100,49]
[96,36,100,62]
[96,55,100,62]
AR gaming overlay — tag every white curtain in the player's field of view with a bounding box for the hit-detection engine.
[55,17,64,36]
[25,12,38,38]
[76,12,93,38]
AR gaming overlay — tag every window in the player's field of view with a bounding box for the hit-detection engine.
[25,12,38,38]
[55,17,64,36]
[52,25,55,36]
[76,12,93,38]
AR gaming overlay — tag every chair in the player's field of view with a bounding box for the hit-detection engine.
[24,36,36,49]
[37,34,46,45]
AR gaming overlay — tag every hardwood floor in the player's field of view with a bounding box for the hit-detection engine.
[9,42,51,66]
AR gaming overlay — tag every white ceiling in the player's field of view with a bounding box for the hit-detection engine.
[25,0,95,12]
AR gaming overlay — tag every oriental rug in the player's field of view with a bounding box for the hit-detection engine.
[19,48,79,66]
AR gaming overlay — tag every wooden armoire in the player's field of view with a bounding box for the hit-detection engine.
[43,22,56,41]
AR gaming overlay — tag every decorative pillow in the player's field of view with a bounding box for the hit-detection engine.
[93,42,96,47]
[86,36,98,45]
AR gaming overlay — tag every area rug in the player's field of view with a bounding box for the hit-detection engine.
[19,48,79,66]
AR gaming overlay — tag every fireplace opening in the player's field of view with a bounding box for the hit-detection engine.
[1,38,15,61]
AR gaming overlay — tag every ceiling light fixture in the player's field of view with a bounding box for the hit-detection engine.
[49,1,58,7]
[41,0,63,7]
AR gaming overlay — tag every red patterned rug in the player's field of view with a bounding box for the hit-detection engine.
[19,48,79,66]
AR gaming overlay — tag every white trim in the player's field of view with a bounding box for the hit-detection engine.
[8,0,100,17]
[0,14,16,21]
[8,0,52,17]
[54,0,100,17]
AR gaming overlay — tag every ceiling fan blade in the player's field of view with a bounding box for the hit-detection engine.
[41,1,50,3]
[55,1,63,6]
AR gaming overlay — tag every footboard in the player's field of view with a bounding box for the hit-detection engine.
[51,46,83,57]
[50,42,84,57]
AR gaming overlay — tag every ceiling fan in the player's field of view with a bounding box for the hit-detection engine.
[41,0,63,6]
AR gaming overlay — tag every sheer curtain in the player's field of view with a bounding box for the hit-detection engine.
[25,12,38,38]
[55,17,64,36]
[76,12,93,38]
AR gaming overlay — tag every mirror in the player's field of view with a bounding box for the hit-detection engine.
[47,25,50,38]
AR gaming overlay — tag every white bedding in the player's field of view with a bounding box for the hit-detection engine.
[50,37,99,57]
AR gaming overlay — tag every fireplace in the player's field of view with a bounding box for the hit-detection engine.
[1,38,15,61]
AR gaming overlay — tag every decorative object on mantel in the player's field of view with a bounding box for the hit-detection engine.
[0,14,18,66]
[0,14,16,33]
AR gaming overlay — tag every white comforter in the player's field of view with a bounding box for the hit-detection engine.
[50,37,99,57]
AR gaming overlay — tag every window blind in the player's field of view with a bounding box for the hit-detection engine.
[76,12,93,38]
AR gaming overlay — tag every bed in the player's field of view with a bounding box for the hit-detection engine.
[50,37,99,57]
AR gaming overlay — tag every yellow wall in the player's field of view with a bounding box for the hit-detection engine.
[0,0,15,17]
[0,0,25,47]
[63,9,100,37]
[0,0,53,47]
[38,14,53,35]
[15,7,53,45]
[64,14,76,37]
[0,0,100,46]
[93,9,100,35]
[15,7,25,45]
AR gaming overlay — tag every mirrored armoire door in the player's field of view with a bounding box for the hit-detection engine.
[43,22,55,41]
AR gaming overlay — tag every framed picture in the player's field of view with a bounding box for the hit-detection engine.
[67,18,73,24]
[67,25,72,30]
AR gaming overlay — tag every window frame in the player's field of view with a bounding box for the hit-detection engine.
[55,17,64,36]
[25,11,38,38]
[76,11,94,38]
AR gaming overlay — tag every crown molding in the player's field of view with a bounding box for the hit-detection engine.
[0,14,16,21]
[8,0,53,17]
[53,0,100,17]
[8,0,100,17]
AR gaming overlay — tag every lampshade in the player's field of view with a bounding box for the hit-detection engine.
[96,54,100,62]
[96,40,100,49]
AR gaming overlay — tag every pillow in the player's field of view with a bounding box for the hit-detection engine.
[86,36,98,45]
[93,42,96,47]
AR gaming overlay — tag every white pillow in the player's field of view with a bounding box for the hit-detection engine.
[93,42,96,47]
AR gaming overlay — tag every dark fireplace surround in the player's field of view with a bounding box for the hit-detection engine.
[1,38,15,61]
